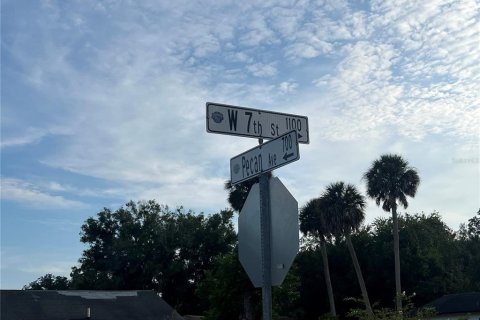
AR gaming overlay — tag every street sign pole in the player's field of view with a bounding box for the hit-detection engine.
[260,173,272,320]
[259,137,272,320]
[206,102,304,320]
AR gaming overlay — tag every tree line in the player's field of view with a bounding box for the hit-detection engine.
[24,154,480,319]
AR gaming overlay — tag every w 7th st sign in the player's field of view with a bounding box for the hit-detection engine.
[230,131,299,185]
[206,102,309,144]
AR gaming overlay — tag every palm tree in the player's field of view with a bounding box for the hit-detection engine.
[363,154,420,311]
[299,198,336,317]
[225,172,273,212]
[224,178,259,212]
[320,182,373,317]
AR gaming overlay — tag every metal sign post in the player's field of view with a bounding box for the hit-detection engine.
[206,102,305,320]
[258,135,272,320]
[259,172,272,320]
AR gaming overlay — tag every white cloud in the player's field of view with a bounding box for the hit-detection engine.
[192,33,221,58]
[0,125,72,149]
[279,81,298,93]
[1,178,86,209]
[246,62,277,77]
[1,250,75,284]
[41,181,132,200]
[26,217,80,232]
[239,12,277,46]
[2,0,478,229]
[285,43,323,60]
[1,129,46,148]
[138,177,229,213]
[19,262,73,276]
[312,41,402,140]
[284,22,334,61]
[232,52,254,63]
[309,0,480,144]
[46,182,72,192]
[269,5,305,39]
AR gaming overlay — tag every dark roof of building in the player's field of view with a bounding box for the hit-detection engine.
[1,290,184,320]
[424,292,480,314]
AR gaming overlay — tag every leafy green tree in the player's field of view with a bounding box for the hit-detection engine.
[347,292,436,320]
[299,198,337,316]
[224,172,272,212]
[457,209,480,291]
[197,250,260,320]
[295,246,328,318]
[23,273,70,290]
[198,250,303,320]
[398,213,466,303]
[273,263,303,319]
[297,211,478,317]
[69,200,236,315]
[363,212,468,308]
[363,154,420,311]
[458,209,480,240]
[320,182,373,316]
[224,179,258,212]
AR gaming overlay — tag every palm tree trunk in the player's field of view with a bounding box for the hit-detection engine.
[320,239,336,317]
[392,203,402,311]
[346,235,374,317]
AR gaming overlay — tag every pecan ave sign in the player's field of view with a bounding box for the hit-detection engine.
[230,130,299,185]
[206,102,309,144]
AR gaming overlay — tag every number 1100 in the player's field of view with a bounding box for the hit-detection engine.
[285,117,301,131]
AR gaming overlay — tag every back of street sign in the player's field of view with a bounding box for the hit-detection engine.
[238,177,299,288]
[206,102,309,143]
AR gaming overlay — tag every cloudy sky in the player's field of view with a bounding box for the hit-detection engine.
[1,0,479,289]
